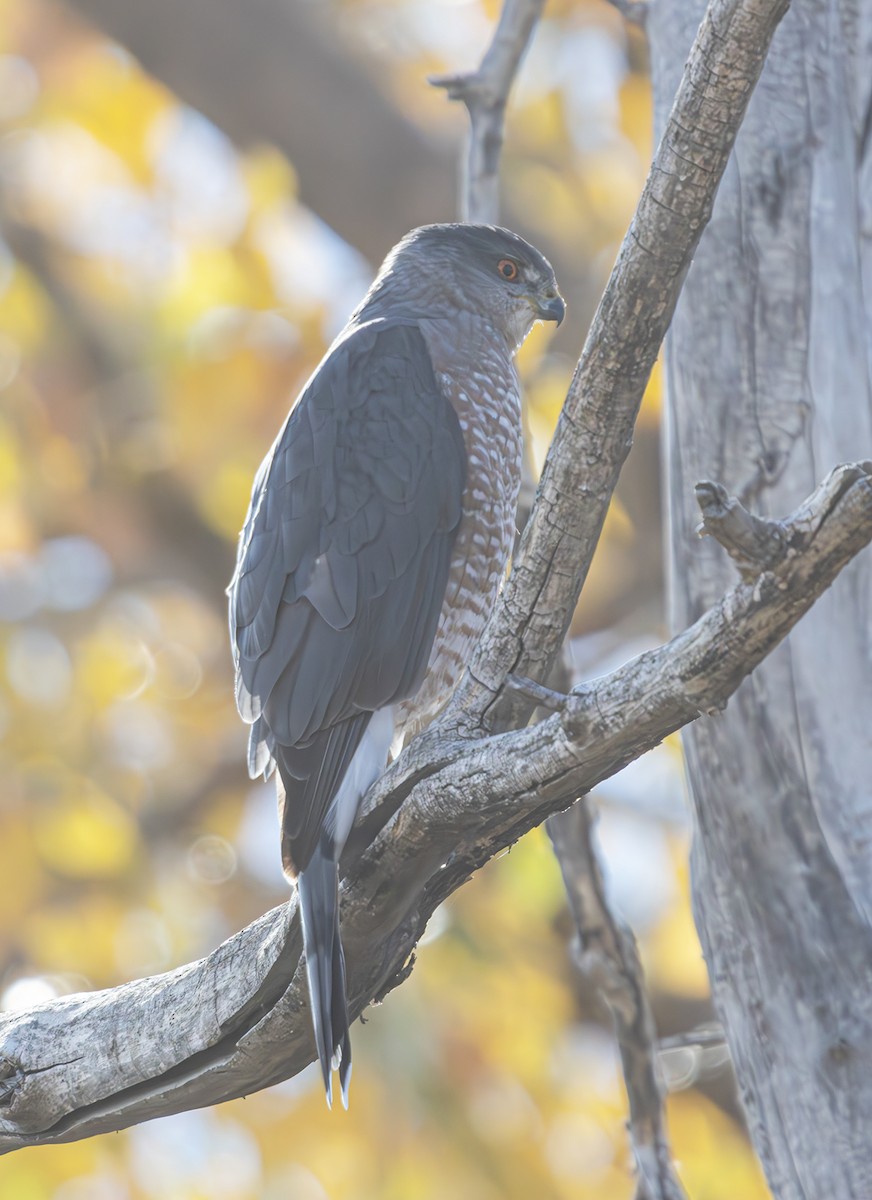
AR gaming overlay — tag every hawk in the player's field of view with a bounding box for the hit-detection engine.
[229,224,564,1106]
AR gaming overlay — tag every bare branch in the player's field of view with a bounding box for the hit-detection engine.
[435,6,684,1185]
[549,802,688,1200]
[1,461,869,1151]
[0,0,821,1154]
[505,673,568,711]
[658,1024,726,1052]
[430,6,780,1189]
[430,0,546,223]
[430,0,547,550]
[541,465,869,1195]
[694,480,788,580]
[446,0,791,734]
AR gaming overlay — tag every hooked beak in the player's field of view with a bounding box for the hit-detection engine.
[534,290,566,326]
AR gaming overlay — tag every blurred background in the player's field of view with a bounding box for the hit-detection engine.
[0,0,769,1195]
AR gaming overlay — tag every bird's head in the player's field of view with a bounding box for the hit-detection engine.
[359,223,564,351]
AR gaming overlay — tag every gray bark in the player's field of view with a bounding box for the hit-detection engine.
[1,464,870,1150]
[6,0,872,1162]
[649,0,872,1192]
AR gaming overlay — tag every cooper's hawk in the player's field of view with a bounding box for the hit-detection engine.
[229,224,563,1106]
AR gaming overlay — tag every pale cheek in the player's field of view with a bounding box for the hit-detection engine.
[509,308,536,351]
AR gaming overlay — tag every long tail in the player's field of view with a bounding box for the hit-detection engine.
[298,844,352,1109]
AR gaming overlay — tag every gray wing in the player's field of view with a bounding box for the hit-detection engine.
[228,319,466,872]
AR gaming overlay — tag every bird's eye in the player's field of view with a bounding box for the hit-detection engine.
[497,259,519,281]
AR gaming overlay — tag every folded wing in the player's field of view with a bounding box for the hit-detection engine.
[228,319,466,872]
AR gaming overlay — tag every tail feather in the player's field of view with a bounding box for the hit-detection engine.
[331,929,352,1109]
[298,845,351,1109]
[290,706,395,1107]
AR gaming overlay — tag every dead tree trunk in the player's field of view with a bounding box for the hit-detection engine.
[649,0,872,1194]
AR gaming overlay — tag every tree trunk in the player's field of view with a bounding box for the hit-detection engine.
[649,0,872,1193]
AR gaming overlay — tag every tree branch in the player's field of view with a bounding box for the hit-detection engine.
[1,461,870,1150]
[433,14,682,1180]
[445,0,791,734]
[0,0,810,1154]
[549,803,688,1200]
[429,0,546,223]
[542,467,865,1200]
[430,3,779,1188]
[429,0,546,524]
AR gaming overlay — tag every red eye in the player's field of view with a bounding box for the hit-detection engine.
[497,259,518,281]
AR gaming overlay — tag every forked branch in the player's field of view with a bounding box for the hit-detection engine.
[0,0,824,1156]
[430,0,546,223]
[1,461,869,1151]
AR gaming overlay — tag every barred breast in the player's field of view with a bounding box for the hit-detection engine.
[394,320,522,740]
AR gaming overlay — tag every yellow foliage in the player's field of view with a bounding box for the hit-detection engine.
[669,1091,771,1199]
[243,146,298,214]
[0,1137,110,1200]
[0,498,31,551]
[641,356,663,426]
[619,71,654,162]
[490,826,567,920]
[25,761,137,879]
[511,91,566,150]
[22,893,127,980]
[157,248,260,330]
[512,160,586,244]
[0,810,44,922]
[643,843,712,999]
[198,458,259,539]
[144,585,226,658]
[0,264,51,350]
[601,492,634,541]
[0,420,23,498]
[0,0,18,53]
[525,365,569,470]
[75,625,154,707]
[40,435,89,496]
[579,143,646,235]
[38,42,171,184]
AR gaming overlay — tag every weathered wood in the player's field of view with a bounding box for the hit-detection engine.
[550,802,688,1200]
[9,0,868,1157]
[650,0,872,1191]
[429,0,546,224]
[447,0,790,734]
[1,463,870,1150]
